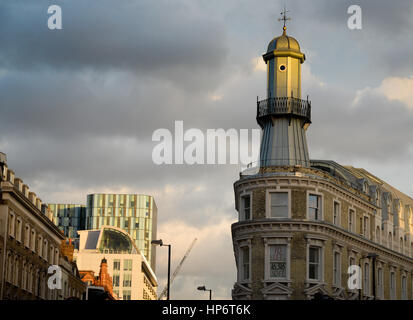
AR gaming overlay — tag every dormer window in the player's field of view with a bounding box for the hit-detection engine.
[387,197,392,213]
[363,182,369,194]
[376,190,380,206]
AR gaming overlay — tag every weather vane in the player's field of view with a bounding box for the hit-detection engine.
[278,5,291,31]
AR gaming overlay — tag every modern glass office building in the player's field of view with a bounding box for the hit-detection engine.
[48,204,86,241]
[85,194,157,270]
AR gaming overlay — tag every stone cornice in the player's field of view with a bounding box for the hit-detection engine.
[1,184,65,240]
[234,174,378,214]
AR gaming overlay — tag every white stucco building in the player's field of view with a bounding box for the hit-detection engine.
[74,226,157,300]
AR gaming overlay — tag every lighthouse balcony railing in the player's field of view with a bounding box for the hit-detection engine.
[257,97,311,123]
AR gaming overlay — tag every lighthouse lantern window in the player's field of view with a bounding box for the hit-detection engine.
[279,64,286,72]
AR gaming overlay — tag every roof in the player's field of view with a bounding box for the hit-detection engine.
[310,160,413,221]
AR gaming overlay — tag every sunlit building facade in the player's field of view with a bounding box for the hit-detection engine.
[85,194,157,270]
[75,226,157,300]
[0,152,85,300]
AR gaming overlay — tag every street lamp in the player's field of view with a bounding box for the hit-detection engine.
[197,285,212,300]
[367,253,379,300]
[151,239,171,300]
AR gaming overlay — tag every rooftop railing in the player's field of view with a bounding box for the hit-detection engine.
[256,97,311,127]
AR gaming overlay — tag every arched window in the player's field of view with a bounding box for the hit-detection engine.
[22,260,27,290]
[28,265,33,293]
[13,256,19,286]
[6,252,13,283]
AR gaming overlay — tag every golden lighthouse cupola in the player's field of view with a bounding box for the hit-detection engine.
[257,9,311,167]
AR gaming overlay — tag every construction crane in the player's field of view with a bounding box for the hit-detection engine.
[158,238,197,300]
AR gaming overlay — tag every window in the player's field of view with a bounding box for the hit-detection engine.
[8,212,15,237]
[24,224,30,248]
[123,259,132,271]
[269,192,288,218]
[123,290,131,300]
[30,229,36,252]
[377,268,383,299]
[363,263,370,296]
[113,259,120,271]
[390,272,396,299]
[363,216,369,238]
[43,239,48,260]
[376,227,381,244]
[348,209,355,232]
[363,182,369,194]
[308,246,321,281]
[123,273,132,287]
[113,274,120,287]
[401,276,407,300]
[333,202,340,226]
[16,218,22,242]
[240,246,250,281]
[349,257,355,268]
[124,220,129,228]
[38,235,43,256]
[24,224,30,247]
[388,233,392,249]
[359,217,363,234]
[241,195,251,220]
[308,194,321,220]
[269,245,287,279]
[22,261,27,290]
[400,238,404,253]
[333,252,341,287]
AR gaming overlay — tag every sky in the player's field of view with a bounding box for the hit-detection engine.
[1,0,413,299]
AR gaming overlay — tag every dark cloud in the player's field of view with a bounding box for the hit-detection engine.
[308,84,413,161]
[0,0,229,92]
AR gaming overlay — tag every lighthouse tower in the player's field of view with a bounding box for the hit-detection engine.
[257,12,311,167]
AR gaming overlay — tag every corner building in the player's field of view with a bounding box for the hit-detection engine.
[231,25,413,300]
